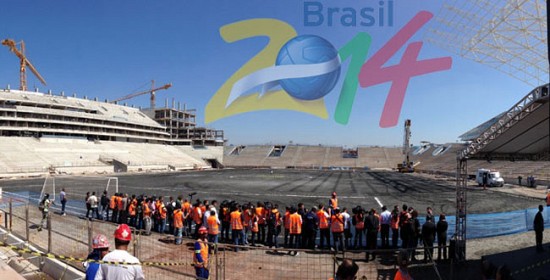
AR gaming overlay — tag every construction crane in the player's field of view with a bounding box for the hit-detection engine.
[397,119,414,173]
[111,80,171,109]
[2,39,47,91]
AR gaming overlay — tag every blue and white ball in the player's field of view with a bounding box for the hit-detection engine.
[276,35,340,100]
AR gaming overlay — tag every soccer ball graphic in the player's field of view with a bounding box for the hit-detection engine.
[275,35,340,100]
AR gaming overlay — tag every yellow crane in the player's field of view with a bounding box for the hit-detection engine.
[2,39,47,91]
[112,80,171,109]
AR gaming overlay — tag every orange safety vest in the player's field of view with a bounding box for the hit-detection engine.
[155,200,161,213]
[394,269,413,280]
[243,210,252,227]
[116,196,123,211]
[182,201,191,214]
[230,211,243,230]
[128,203,136,217]
[330,198,338,209]
[173,209,183,229]
[207,215,219,235]
[221,207,230,222]
[256,207,266,225]
[317,210,329,229]
[142,202,151,217]
[284,211,291,229]
[200,205,207,215]
[193,240,209,267]
[271,209,282,226]
[289,213,302,234]
[331,214,344,233]
[109,195,116,209]
[193,207,203,225]
[159,204,167,219]
[250,216,259,233]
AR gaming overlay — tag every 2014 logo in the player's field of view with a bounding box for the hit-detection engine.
[205,11,451,128]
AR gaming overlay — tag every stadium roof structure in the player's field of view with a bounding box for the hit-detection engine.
[460,84,549,160]
[426,0,547,87]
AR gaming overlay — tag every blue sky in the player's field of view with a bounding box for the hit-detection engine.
[0,0,534,147]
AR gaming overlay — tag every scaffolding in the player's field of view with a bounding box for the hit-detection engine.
[426,0,547,87]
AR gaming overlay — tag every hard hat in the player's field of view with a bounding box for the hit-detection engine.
[114,224,132,241]
[198,227,208,234]
[92,234,110,249]
[332,192,337,196]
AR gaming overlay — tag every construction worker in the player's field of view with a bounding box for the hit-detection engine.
[207,210,220,252]
[266,204,282,249]
[394,250,413,280]
[283,206,291,247]
[192,202,204,238]
[95,224,144,280]
[109,192,117,222]
[182,198,192,237]
[352,207,365,249]
[243,204,252,245]
[249,209,260,246]
[100,191,109,220]
[220,201,231,242]
[391,205,400,249]
[193,227,210,279]
[329,192,338,216]
[331,258,359,280]
[256,202,267,244]
[142,199,152,235]
[128,199,137,228]
[38,193,53,231]
[331,207,345,252]
[84,234,110,280]
[304,206,319,250]
[317,204,331,249]
[157,198,167,234]
[546,190,550,206]
[115,194,124,224]
[173,207,184,245]
[230,204,244,252]
[288,206,302,256]
[365,208,380,261]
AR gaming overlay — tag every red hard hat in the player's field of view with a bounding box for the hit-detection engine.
[114,224,132,241]
[92,234,110,249]
[198,226,208,234]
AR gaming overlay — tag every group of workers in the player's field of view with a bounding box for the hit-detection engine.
[87,190,450,262]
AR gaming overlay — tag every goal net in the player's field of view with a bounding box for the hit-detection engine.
[40,175,119,204]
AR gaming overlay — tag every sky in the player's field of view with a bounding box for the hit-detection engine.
[0,0,537,147]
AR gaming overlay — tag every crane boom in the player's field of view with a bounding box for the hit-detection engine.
[2,39,47,91]
[111,82,172,109]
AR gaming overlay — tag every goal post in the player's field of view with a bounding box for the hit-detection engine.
[40,175,119,203]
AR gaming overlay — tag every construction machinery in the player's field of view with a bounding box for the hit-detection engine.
[111,80,171,109]
[397,119,414,172]
[2,39,47,91]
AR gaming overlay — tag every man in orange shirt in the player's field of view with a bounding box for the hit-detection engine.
[173,207,184,245]
[329,192,338,216]
[230,204,245,252]
[157,197,167,234]
[331,208,345,253]
[288,206,302,256]
[207,210,220,253]
[317,204,331,249]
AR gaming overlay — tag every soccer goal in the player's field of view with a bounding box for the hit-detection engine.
[40,175,119,203]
